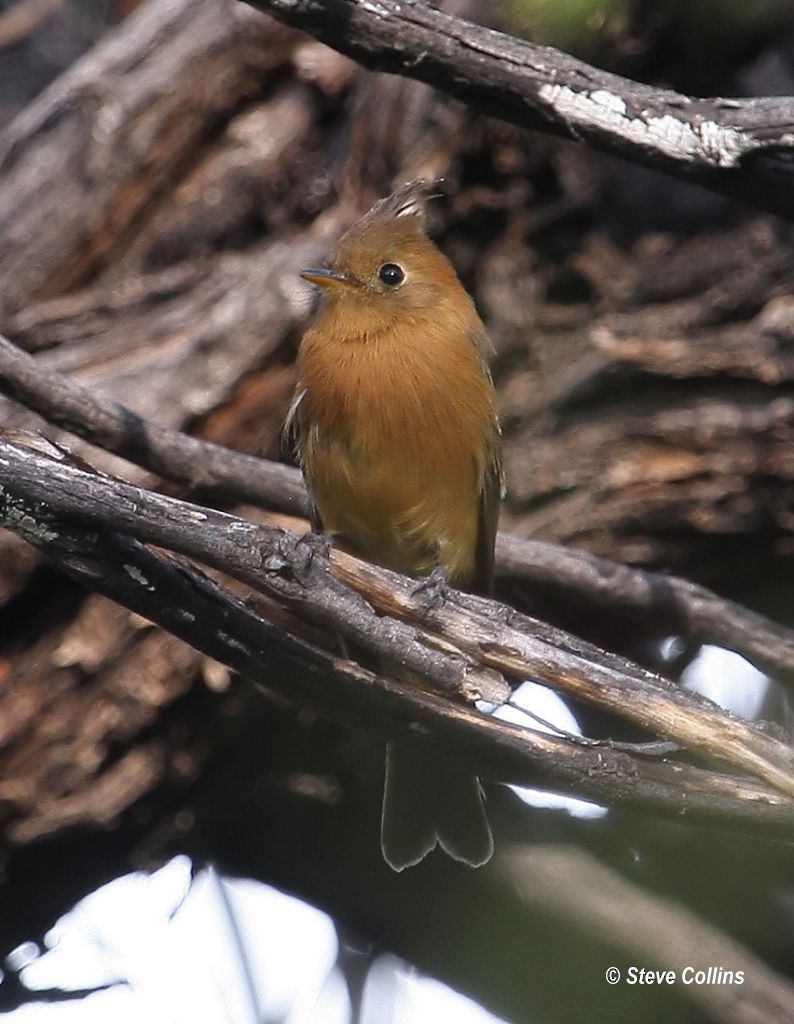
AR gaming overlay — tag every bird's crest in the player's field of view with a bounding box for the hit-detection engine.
[358,179,442,229]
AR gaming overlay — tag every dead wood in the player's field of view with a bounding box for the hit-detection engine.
[3,431,794,845]
[247,0,794,220]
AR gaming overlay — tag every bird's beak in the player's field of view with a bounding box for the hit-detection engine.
[300,268,355,289]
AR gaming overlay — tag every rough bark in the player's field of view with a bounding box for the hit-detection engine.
[246,0,794,219]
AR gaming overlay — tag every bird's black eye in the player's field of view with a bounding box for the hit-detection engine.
[378,262,405,287]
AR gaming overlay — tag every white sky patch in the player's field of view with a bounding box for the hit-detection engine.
[681,644,770,721]
[361,955,508,1024]
[494,681,607,820]
[7,857,345,1024]
[2,858,503,1024]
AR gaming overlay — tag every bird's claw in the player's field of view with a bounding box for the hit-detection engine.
[294,530,335,579]
[412,564,450,613]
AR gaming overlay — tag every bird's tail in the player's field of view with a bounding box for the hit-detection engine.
[380,742,493,871]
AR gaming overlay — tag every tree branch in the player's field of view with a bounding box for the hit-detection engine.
[497,534,794,685]
[3,329,794,689]
[0,332,306,515]
[2,432,794,827]
[506,845,794,1024]
[243,0,794,220]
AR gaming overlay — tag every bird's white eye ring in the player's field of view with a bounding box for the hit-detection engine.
[378,263,405,287]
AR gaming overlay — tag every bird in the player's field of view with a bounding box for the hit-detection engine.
[287,180,503,870]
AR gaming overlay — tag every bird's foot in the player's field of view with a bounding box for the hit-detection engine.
[411,564,450,613]
[293,529,335,580]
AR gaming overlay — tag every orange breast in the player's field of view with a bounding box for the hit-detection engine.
[297,316,495,586]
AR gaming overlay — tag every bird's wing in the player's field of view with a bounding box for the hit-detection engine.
[474,433,505,597]
[283,387,325,532]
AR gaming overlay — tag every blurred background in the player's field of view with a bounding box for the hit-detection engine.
[2,0,794,1021]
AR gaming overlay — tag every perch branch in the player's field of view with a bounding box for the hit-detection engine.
[2,330,794,687]
[2,433,794,837]
[2,434,794,808]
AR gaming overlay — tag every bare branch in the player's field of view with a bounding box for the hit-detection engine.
[0,332,307,515]
[506,845,794,1024]
[2,432,794,813]
[2,432,794,838]
[244,0,794,220]
[497,534,794,685]
[3,329,794,689]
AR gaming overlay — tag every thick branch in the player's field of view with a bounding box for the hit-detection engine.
[3,330,794,687]
[2,434,794,838]
[244,0,794,219]
[2,434,794,808]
